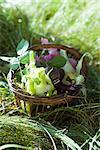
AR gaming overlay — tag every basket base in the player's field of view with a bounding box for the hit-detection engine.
[15,96,80,117]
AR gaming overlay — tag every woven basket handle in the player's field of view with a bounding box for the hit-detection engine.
[28,44,87,76]
[29,44,81,59]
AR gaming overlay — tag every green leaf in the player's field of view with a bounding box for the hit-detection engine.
[76,52,93,75]
[16,39,29,55]
[19,51,29,64]
[0,56,13,62]
[10,57,19,70]
[49,56,66,68]
[60,50,75,73]
[75,75,85,85]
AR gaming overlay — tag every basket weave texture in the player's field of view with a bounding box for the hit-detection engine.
[8,44,87,107]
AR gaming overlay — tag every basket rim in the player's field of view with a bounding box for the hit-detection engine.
[29,44,81,58]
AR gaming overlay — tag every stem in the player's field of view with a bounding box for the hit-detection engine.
[29,51,35,67]
[18,60,23,79]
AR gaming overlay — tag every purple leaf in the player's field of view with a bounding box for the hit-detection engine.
[69,58,77,69]
[42,54,54,62]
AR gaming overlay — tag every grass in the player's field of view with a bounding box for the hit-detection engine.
[0,115,53,149]
[0,115,100,150]
[0,0,100,149]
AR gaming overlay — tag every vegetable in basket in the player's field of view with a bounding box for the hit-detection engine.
[0,38,93,97]
[21,51,57,96]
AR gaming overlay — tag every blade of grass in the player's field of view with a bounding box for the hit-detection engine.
[0,144,29,150]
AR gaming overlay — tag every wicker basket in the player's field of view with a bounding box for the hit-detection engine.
[8,44,87,116]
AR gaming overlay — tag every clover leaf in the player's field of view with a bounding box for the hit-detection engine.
[48,56,66,68]
[16,39,29,55]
